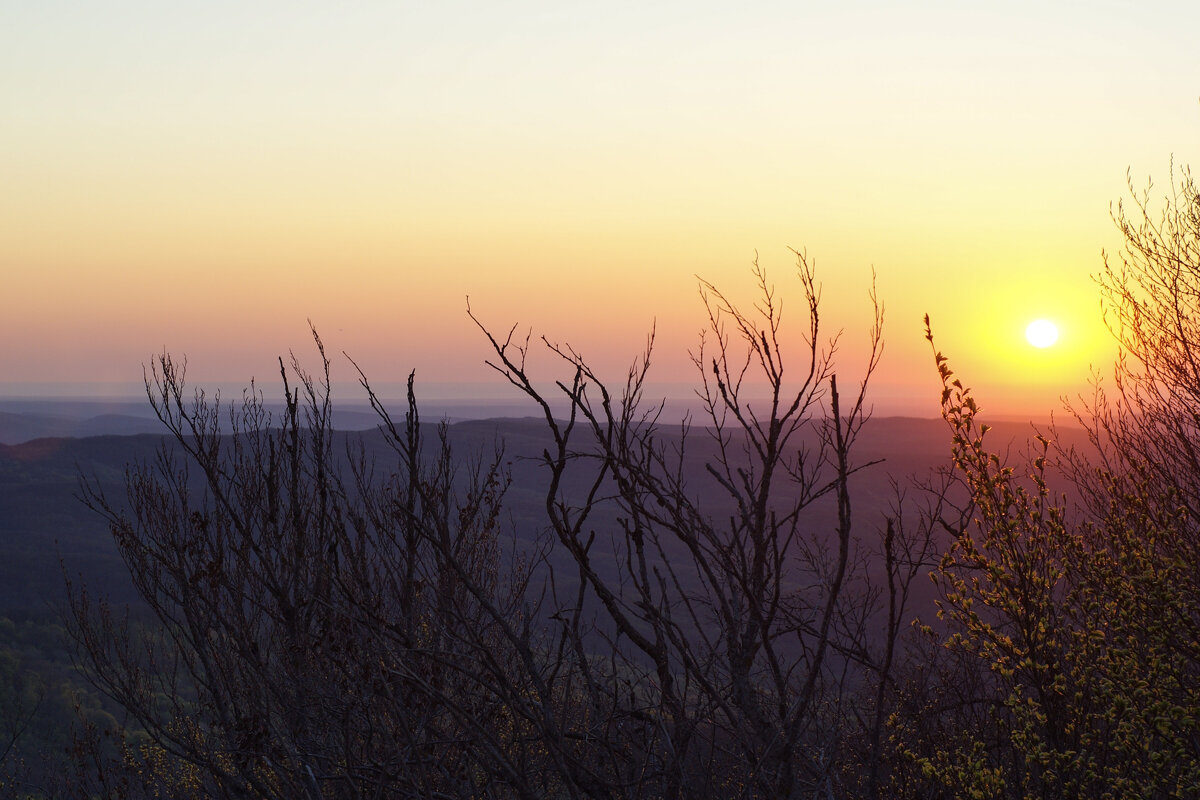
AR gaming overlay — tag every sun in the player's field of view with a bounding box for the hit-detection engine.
[1025,319,1059,348]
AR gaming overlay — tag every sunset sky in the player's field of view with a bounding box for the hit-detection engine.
[3,2,1198,417]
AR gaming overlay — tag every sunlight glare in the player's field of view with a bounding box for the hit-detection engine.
[1025,319,1059,349]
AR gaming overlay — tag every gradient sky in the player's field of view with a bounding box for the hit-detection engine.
[3,1,1198,416]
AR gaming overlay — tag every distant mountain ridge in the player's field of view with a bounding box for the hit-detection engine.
[0,410,170,443]
[0,410,396,444]
[0,399,550,445]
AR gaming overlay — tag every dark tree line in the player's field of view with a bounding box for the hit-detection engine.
[47,252,944,800]
[7,165,1200,799]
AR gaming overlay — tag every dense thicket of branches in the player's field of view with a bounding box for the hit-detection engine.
[68,351,546,799]
[466,256,929,799]
[894,166,1200,799]
[14,164,1200,799]
[50,254,946,800]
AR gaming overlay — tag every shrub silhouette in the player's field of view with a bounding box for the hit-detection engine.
[67,253,939,799]
[904,166,1200,799]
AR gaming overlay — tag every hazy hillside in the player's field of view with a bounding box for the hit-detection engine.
[0,398,547,445]
[0,401,382,445]
[0,410,1078,615]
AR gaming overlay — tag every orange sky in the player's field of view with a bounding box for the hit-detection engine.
[3,2,1198,417]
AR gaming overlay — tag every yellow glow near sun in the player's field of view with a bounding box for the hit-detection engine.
[1026,319,1059,348]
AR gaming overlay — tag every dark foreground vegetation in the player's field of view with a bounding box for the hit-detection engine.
[3,167,1200,798]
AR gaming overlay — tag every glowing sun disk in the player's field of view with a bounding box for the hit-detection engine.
[1026,319,1059,348]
